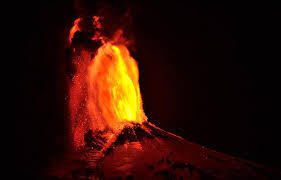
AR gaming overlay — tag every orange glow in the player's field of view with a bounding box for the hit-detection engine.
[69,17,147,148]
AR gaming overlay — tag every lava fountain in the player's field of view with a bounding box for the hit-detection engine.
[68,16,147,148]
[87,43,146,129]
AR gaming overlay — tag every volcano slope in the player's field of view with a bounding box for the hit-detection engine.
[47,122,281,179]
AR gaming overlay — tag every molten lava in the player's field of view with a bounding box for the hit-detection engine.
[69,17,146,148]
[88,43,146,129]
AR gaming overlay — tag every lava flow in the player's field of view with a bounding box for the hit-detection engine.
[69,16,147,148]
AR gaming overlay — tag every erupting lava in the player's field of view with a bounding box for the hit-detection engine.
[88,43,146,129]
[69,16,146,148]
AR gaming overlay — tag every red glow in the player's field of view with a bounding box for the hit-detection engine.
[69,17,147,148]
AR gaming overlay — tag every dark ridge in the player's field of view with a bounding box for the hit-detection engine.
[143,122,170,139]
[113,123,157,145]
[104,122,170,156]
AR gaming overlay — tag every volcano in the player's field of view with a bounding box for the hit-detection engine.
[44,16,281,179]
[47,122,281,179]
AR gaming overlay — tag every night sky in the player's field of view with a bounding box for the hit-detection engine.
[11,0,280,177]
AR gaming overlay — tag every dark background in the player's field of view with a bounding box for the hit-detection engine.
[12,0,280,177]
